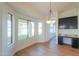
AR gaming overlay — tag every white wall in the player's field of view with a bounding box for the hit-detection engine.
[0,3,3,56]
[0,3,58,56]
[0,3,17,56]
[13,12,37,54]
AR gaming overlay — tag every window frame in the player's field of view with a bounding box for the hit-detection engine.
[7,13,13,45]
[50,23,56,33]
[18,19,35,40]
[18,18,28,40]
[28,21,35,38]
[38,22,42,35]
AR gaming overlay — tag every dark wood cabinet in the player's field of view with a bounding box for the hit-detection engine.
[72,38,79,48]
[58,16,78,29]
[58,36,63,45]
[58,36,79,49]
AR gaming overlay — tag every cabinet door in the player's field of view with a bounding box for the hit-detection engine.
[72,38,79,49]
[58,36,63,45]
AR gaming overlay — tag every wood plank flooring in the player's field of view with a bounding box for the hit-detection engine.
[14,38,79,56]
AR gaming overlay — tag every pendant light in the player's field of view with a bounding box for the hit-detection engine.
[46,2,55,24]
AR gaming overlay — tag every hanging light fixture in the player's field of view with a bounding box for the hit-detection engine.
[46,2,55,24]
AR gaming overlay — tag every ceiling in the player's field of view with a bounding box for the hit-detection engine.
[7,2,77,20]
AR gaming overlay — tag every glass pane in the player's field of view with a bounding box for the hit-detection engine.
[38,22,42,35]
[31,22,34,37]
[18,19,28,40]
[27,21,35,38]
[50,23,56,33]
[29,22,34,37]
[7,14,13,45]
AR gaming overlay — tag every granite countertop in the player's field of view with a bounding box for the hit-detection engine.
[58,34,79,38]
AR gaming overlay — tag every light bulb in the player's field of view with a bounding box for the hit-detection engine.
[46,20,55,24]
[46,20,51,24]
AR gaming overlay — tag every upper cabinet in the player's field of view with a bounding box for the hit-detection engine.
[58,16,78,29]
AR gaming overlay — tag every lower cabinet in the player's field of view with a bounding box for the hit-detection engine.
[58,36,79,49]
[58,36,63,45]
[72,38,79,48]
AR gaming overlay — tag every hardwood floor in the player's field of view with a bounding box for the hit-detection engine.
[14,38,79,56]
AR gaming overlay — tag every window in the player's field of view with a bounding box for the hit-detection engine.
[30,22,34,37]
[18,19,35,40]
[38,22,42,35]
[28,21,35,37]
[18,19,28,40]
[50,23,56,33]
[31,22,34,36]
[7,13,13,45]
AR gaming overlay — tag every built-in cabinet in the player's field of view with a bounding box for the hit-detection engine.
[58,16,78,29]
[72,38,79,48]
[58,36,79,49]
[58,36,63,45]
